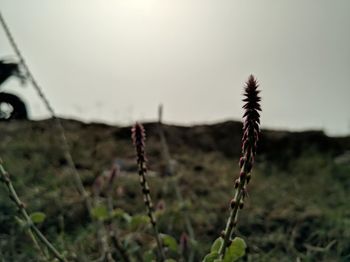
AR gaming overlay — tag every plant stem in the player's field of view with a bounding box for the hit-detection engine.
[0,162,67,262]
[137,160,166,261]
[132,123,165,261]
[218,162,249,258]
[61,140,93,214]
[26,226,49,261]
[158,115,172,175]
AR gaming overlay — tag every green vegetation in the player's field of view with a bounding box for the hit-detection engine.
[0,119,349,261]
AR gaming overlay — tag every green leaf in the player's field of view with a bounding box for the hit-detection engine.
[130,215,150,230]
[143,250,156,262]
[127,242,140,254]
[91,205,108,221]
[122,213,132,223]
[161,234,178,252]
[112,208,132,223]
[223,237,246,262]
[30,212,46,224]
[203,251,220,262]
[179,199,192,210]
[112,208,131,222]
[211,237,224,253]
[15,216,28,229]
[190,238,199,249]
[164,259,176,262]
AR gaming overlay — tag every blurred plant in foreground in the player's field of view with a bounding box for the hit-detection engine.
[0,159,67,262]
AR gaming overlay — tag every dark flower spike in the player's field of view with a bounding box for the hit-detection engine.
[219,75,261,258]
[132,123,147,164]
[131,122,165,261]
[242,75,261,156]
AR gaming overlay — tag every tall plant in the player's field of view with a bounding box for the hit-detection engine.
[132,123,166,261]
[204,75,261,261]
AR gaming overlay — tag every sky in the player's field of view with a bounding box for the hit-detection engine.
[0,0,349,135]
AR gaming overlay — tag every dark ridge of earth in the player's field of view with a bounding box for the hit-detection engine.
[1,118,349,166]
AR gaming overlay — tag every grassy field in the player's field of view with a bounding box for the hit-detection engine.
[0,119,349,261]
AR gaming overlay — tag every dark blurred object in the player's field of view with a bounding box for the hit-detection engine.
[0,59,28,120]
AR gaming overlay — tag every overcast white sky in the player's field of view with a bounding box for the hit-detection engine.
[1,0,349,135]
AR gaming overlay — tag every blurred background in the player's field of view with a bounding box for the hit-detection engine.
[1,0,349,135]
[0,1,350,261]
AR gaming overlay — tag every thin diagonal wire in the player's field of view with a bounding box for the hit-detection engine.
[0,12,92,211]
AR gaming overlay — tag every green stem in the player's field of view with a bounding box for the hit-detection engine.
[218,160,249,258]
[26,227,49,261]
[138,161,165,261]
[59,133,93,214]
[0,162,67,262]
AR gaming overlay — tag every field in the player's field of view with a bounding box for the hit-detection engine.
[0,119,349,261]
